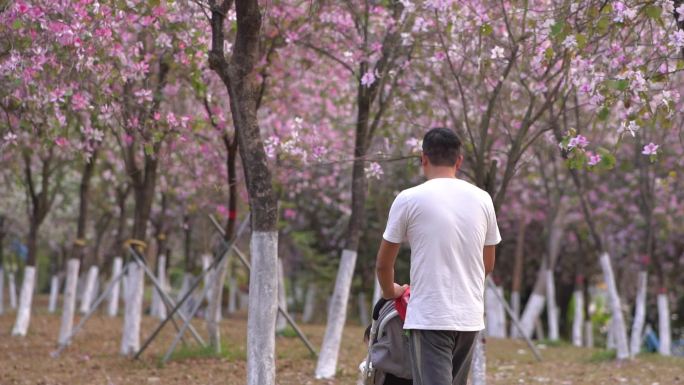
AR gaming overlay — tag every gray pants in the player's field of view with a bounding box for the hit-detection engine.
[408,329,478,385]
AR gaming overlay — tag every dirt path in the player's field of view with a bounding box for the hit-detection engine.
[0,297,682,384]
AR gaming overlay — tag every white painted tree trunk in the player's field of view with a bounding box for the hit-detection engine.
[470,333,486,385]
[509,290,520,337]
[584,321,594,348]
[358,292,369,326]
[0,267,4,315]
[58,259,80,345]
[48,275,60,313]
[657,292,671,356]
[599,252,629,359]
[275,259,288,333]
[315,249,357,379]
[76,272,86,302]
[9,271,17,309]
[156,256,168,320]
[629,271,647,357]
[607,319,616,350]
[12,266,36,336]
[571,289,584,347]
[302,282,316,323]
[485,285,505,338]
[107,257,123,317]
[207,251,228,351]
[246,232,278,385]
[519,293,545,338]
[495,286,506,338]
[120,261,144,356]
[227,277,237,314]
[80,265,99,314]
[372,277,381,307]
[177,272,194,317]
[151,256,168,319]
[546,270,559,341]
[202,254,213,303]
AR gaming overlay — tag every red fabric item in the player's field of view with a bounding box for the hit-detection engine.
[394,286,410,321]
[228,210,238,220]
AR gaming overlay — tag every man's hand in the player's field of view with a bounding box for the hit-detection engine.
[382,283,408,300]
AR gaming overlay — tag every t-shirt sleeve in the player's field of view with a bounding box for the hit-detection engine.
[484,195,502,246]
[382,193,408,244]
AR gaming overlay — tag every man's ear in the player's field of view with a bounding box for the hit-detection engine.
[454,154,464,173]
[421,153,429,167]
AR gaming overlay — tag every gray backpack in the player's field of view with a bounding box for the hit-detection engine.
[360,299,412,385]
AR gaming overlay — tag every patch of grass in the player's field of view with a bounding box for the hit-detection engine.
[587,349,616,363]
[277,326,299,338]
[538,338,570,348]
[164,342,245,365]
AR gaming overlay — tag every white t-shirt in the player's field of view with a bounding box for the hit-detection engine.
[383,178,501,331]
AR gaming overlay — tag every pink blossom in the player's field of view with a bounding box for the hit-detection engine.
[587,152,601,166]
[3,132,18,145]
[134,89,153,104]
[642,142,659,156]
[361,70,378,87]
[567,135,589,149]
[55,137,69,147]
[365,162,383,179]
[71,92,89,110]
[283,208,297,220]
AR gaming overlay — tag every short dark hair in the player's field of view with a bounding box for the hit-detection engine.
[422,127,462,166]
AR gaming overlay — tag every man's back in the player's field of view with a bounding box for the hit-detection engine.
[383,177,500,331]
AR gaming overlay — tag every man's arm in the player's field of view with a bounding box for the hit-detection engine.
[483,245,496,276]
[376,239,407,299]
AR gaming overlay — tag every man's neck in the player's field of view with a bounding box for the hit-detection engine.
[425,167,458,180]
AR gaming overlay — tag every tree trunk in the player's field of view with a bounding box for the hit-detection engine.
[0,218,5,315]
[546,270,559,341]
[518,268,546,338]
[8,270,17,309]
[79,265,99,314]
[0,266,4,315]
[107,257,123,317]
[12,265,36,336]
[316,249,357,378]
[510,220,526,336]
[629,271,647,356]
[74,157,97,267]
[202,254,214,304]
[571,284,584,347]
[208,253,228,352]
[657,290,671,356]
[358,292,370,326]
[48,274,60,313]
[177,272,195,317]
[121,261,144,356]
[302,282,317,323]
[275,258,288,333]
[227,276,238,314]
[209,1,280,382]
[58,259,80,344]
[599,253,629,359]
[485,284,505,338]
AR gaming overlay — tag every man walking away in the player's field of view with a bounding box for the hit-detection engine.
[376,127,501,385]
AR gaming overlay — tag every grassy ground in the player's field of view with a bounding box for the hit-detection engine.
[0,296,682,385]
